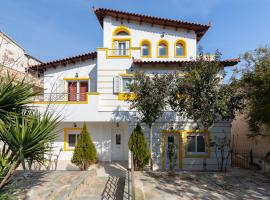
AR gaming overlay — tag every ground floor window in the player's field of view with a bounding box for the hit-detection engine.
[64,128,82,151]
[185,130,210,158]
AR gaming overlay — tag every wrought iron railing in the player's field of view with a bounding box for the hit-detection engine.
[34,93,88,102]
[107,49,130,57]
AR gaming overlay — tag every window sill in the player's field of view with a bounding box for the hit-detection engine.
[107,55,131,59]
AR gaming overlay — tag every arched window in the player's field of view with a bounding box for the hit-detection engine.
[140,40,151,58]
[116,31,129,36]
[113,26,131,36]
[157,40,169,58]
[175,40,187,57]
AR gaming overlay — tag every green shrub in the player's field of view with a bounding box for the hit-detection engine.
[128,124,150,170]
[71,123,97,170]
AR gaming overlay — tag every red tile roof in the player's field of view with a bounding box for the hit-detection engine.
[30,51,97,71]
[133,58,240,67]
[93,7,210,41]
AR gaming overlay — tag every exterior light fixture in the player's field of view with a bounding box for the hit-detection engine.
[75,72,79,78]
[73,122,77,128]
[116,122,120,128]
[161,32,165,38]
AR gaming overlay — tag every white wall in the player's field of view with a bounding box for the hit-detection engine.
[44,59,97,93]
[129,120,231,171]
[103,16,197,60]
[52,122,129,170]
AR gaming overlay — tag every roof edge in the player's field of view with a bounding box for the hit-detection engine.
[133,58,240,67]
[30,51,97,72]
[93,7,211,41]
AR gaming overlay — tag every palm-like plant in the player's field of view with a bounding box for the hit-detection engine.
[0,74,39,123]
[0,112,60,188]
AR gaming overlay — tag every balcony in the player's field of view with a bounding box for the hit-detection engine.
[33,93,89,104]
[107,49,131,58]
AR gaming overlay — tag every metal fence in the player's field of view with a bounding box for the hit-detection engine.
[34,93,88,102]
[107,49,130,57]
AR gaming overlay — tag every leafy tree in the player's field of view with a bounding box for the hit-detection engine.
[128,124,150,170]
[169,52,244,131]
[127,72,171,170]
[240,46,270,136]
[168,52,245,171]
[72,123,97,170]
[0,112,60,188]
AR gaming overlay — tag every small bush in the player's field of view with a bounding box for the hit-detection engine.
[71,123,97,170]
[128,124,150,170]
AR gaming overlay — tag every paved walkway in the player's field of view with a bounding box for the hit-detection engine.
[5,162,129,200]
[134,168,270,200]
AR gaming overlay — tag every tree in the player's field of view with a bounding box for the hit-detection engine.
[240,46,270,136]
[0,112,60,188]
[127,72,171,170]
[128,124,150,170]
[71,123,97,170]
[168,52,244,171]
[169,52,244,131]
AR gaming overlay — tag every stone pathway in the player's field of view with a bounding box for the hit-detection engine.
[3,162,129,200]
[134,168,270,200]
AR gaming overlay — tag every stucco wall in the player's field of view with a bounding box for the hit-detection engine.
[232,113,270,159]
[103,16,197,60]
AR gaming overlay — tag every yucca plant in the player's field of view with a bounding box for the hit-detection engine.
[0,74,39,123]
[0,112,60,189]
[0,146,11,182]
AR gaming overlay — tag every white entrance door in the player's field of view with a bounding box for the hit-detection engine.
[112,129,124,160]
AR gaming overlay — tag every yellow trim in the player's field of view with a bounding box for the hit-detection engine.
[118,93,135,100]
[130,47,141,50]
[64,128,82,151]
[119,73,134,77]
[161,130,183,171]
[88,92,100,95]
[140,39,152,58]
[157,39,169,58]
[174,39,187,58]
[112,25,131,36]
[162,131,165,170]
[184,130,211,158]
[96,47,107,51]
[63,77,90,81]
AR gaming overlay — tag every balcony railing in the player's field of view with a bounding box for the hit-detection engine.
[107,49,131,57]
[34,93,88,102]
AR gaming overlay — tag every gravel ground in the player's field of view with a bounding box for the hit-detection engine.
[134,168,270,200]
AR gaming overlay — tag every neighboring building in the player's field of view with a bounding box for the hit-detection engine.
[0,30,42,87]
[31,8,239,170]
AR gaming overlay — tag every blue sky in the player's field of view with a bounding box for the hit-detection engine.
[0,0,270,62]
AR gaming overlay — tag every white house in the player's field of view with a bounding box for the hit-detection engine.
[31,8,239,171]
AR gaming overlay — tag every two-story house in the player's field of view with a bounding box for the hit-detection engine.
[31,8,239,170]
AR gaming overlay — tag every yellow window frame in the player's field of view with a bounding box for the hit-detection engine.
[63,128,82,151]
[174,39,187,58]
[140,39,152,58]
[112,25,131,36]
[184,130,211,158]
[157,39,169,58]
